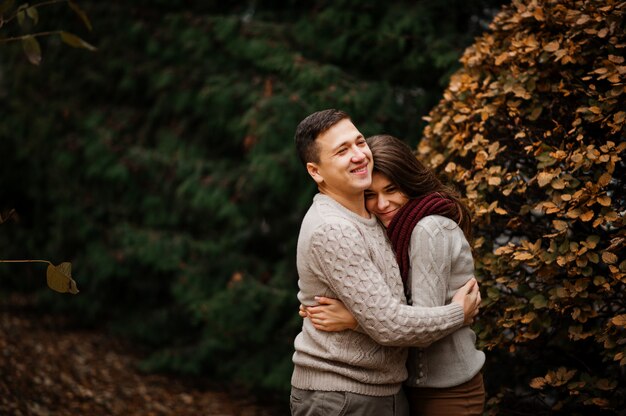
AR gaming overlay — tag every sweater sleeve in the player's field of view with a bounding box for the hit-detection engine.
[408,215,464,347]
[310,222,464,347]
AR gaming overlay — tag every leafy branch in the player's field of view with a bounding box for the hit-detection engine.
[0,0,96,65]
[1,210,79,294]
[0,260,79,294]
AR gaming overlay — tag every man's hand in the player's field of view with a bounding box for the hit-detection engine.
[451,277,481,325]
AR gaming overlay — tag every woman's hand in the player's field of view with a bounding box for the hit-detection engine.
[300,296,358,332]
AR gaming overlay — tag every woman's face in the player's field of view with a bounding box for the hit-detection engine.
[364,172,409,227]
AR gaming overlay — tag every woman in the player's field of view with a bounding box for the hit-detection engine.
[301,135,485,416]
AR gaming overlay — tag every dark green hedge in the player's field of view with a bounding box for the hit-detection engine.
[0,0,506,395]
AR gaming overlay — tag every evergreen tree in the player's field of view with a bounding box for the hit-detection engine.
[0,0,506,394]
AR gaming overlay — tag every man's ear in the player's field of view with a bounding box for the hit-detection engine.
[306,162,324,184]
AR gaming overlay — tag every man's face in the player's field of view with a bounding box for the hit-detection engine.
[306,118,373,200]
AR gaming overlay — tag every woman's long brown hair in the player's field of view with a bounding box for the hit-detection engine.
[367,134,473,242]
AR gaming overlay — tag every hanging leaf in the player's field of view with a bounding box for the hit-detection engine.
[21,35,41,65]
[26,5,38,25]
[46,262,80,294]
[60,31,97,51]
[16,8,24,26]
[68,0,92,31]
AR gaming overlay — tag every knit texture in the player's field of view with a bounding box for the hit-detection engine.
[387,193,457,297]
[292,194,465,396]
[404,215,486,388]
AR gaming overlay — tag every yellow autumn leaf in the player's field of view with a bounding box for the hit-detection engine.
[60,31,97,51]
[46,262,80,294]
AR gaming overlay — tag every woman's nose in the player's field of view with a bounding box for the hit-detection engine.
[377,196,389,210]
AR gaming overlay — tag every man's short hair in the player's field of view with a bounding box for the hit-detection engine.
[294,109,350,166]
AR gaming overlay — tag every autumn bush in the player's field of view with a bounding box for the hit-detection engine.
[419,0,625,413]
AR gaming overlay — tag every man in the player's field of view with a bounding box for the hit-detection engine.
[290,109,481,415]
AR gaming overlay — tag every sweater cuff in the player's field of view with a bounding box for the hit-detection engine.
[353,323,367,334]
[448,302,465,329]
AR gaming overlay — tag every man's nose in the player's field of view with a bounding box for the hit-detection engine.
[350,145,366,161]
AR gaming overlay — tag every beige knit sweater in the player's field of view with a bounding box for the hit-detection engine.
[291,194,465,396]
[404,215,485,388]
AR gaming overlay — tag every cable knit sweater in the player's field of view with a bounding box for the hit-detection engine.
[291,194,465,396]
[404,215,485,388]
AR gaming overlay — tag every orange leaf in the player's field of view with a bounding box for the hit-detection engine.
[530,377,546,389]
[537,172,554,187]
[453,114,468,123]
[513,252,534,261]
[598,172,612,187]
[543,41,560,52]
[495,52,509,66]
[576,15,590,25]
[602,251,618,264]
[551,177,566,189]
[579,210,594,222]
[611,314,626,326]
[597,195,611,206]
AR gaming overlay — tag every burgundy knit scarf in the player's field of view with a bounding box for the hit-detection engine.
[387,193,458,298]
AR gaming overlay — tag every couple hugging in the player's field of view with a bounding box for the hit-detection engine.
[290,109,485,416]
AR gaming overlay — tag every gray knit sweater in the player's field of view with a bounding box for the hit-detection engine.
[291,194,465,396]
[405,215,485,388]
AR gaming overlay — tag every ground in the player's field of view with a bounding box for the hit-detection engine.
[0,293,287,416]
